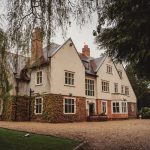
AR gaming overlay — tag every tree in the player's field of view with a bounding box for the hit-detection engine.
[96,0,150,80]
[7,0,95,53]
[125,63,150,109]
[0,28,12,115]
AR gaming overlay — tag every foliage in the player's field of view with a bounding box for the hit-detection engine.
[0,28,12,101]
[125,63,150,109]
[139,107,150,119]
[96,0,150,80]
[0,128,79,150]
[7,0,95,54]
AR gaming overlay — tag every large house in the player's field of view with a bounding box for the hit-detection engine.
[0,28,137,122]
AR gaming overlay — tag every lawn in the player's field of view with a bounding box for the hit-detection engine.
[0,128,80,150]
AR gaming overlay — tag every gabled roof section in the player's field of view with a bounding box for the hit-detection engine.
[45,38,72,58]
[6,52,30,81]
[43,42,60,59]
[79,53,106,76]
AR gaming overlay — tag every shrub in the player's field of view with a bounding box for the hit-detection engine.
[139,107,150,119]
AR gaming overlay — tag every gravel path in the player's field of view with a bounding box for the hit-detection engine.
[0,119,150,150]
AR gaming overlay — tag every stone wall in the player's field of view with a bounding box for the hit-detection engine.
[1,97,15,121]
[31,94,87,123]
[1,96,29,121]
[15,96,29,121]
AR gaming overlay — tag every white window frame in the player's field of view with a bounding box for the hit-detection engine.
[35,70,43,85]
[101,101,107,114]
[102,80,109,92]
[114,83,118,93]
[121,102,128,113]
[111,101,128,114]
[85,79,95,96]
[107,65,112,74]
[125,86,129,96]
[34,97,43,115]
[64,71,75,86]
[63,97,76,114]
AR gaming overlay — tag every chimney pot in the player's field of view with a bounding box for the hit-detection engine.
[82,44,90,57]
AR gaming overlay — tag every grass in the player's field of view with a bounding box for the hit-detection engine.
[0,128,80,150]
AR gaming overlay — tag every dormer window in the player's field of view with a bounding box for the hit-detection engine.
[118,70,122,79]
[83,61,89,70]
[107,65,112,74]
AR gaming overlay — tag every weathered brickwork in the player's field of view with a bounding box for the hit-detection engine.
[128,102,137,118]
[31,94,87,123]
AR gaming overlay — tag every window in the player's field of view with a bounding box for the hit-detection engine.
[101,101,107,114]
[35,97,43,114]
[107,65,112,74]
[121,85,124,94]
[125,86,129,95]
[112,101,128,114]
[114,83,118,93]
[102,81,109,92]
[64,98,76,114]
[112,102,120,113]
[65,71,74,85]
[122,102,127,113]
[36,71,42,85]
[118,70,122,79]
[85,79,95,96]
[83,61,89,70]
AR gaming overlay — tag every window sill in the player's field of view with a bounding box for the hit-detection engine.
[34,113,42,115]
[64,84,75,87]
[64,113,76,115]
[112,112,128,114]
[85,95,95,97]
[102,91,109,93]
[112,93,120,95]
[35,84,43,86]
[106,72,113,75]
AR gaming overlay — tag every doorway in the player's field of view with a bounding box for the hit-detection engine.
[89,103,95,116]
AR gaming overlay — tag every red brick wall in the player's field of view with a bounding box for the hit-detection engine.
[96,99,128,119]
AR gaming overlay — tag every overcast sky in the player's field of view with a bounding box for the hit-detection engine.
[0,1,104,58]
[51,12,104,58]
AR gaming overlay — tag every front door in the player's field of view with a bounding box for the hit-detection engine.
[89,103,95,116]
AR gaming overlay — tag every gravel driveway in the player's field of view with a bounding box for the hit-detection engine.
[0,119,150,150]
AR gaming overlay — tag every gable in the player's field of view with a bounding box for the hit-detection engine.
[51,38,85,70]
[97,56,121,80]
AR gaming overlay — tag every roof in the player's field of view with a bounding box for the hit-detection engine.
[30,38,106,77]
[7,52,30,81]
[43,42,60,59]
[79,53,106,76]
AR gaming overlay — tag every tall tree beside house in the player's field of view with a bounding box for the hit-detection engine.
[0,28,12,115]
[125,63,150,110]
[95,0,150,80]
[7,0,95,53]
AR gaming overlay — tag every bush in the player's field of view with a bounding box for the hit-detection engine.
[139,107,150,119]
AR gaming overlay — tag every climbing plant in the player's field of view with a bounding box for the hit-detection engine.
[0,28,12,115]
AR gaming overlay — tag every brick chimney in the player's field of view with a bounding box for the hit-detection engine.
[31,27,43,63]
[82,45,90,57]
